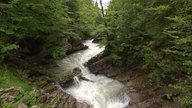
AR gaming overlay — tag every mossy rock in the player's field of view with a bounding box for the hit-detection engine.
[57,67,82,88]
[58,72,74,88]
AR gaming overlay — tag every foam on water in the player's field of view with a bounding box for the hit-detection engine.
[58,40,130,108]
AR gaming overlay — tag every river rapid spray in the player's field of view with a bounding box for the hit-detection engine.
[56,40,130,108]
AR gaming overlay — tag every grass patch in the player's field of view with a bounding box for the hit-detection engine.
[1,89,40,108]
[0,65,31,91]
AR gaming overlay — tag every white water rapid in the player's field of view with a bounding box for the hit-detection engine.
[57,40,130,108]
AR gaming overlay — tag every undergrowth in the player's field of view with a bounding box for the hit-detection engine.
[0,65,31,91]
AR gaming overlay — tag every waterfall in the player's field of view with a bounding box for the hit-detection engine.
[73,76,80,85]
[57,40,130,108]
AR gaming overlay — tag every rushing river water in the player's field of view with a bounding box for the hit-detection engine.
[57,40,130,108]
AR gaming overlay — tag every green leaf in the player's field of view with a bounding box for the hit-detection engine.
[1,44,19,53]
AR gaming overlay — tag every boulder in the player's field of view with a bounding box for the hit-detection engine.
[38,83,90,108]
[57,71,74,88]
[38,94,49,103]
[0,87,21,105]
[72,67,82,77]
[31,105,39,108]
[58,67,93,88]
[67,42,88,55]
[72,67,93,82]
[92,38,101,43]
[18,103,28,108]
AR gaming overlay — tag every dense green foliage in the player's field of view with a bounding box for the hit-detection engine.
[76,0,102,38]
[1,0,191,106]
[0,0,101,105]
[0,1,101,107]
[105,0,192,106]
[0,0,100,60]
[0,0,69,59]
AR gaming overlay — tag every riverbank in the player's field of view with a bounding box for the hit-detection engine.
[0,40,181,108]
[0,59,90,108]
[87,53,181,108]
[0,41,91,108]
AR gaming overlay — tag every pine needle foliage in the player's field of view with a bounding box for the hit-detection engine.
[0,0,101,60]
[105,0,192,106]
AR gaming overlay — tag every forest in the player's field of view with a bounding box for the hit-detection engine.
[0,0,192,107]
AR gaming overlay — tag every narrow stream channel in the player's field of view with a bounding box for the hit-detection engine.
[57,40,130,108]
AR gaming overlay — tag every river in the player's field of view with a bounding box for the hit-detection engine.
[56,40,130,108]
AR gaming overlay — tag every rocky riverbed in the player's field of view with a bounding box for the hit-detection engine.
[0,85,89,108]
[0,44,90,108]
[1,52,180,108]
[87,53,181,108]
[0,65,90,108]
[1,40,181,108]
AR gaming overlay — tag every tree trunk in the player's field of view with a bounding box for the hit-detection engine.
[99,0,105,17]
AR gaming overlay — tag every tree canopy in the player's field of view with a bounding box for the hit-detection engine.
[0,0,101,60]
[0,0,192,106]
[104,0,192,106]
